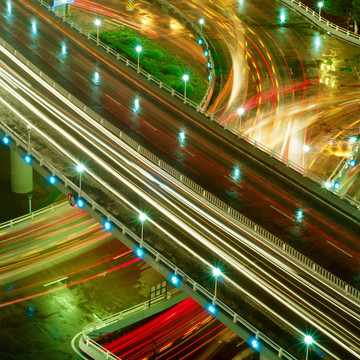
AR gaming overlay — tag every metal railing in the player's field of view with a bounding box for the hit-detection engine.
[1,33,359,302]
[281,0,360,45]
[0,200,67,230]
[37,0,215,111]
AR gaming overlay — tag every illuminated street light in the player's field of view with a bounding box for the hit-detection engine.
[280,11,286,23]
[237,107,245,130]
[94,19,101,44]
[76,163,85,197]
[31,20,37,33]
[179,130,186,144]
[304,335,313,360]
[212,267,221,305]
[317,1,324,17]
[139,212,147,246]
[182,74,189,103]
[61,43,67,55]
[7,1,12,14]
[204,49,209,57]
[135,247,144,258]
[303,145,310,172]
[199,18,205,34]
[136,45,142,73]
[76,198,85,208]
[134,98,140,112]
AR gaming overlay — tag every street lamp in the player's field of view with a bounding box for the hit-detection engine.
[303,144,310,172]
[199,18,204,34]
[76,163,85,197]
[136,45,142,73]
[94,19,101,44]
[212,267,221,305]
[237,107,245,130]
[139,212,147,246]
[304,335,313,360]
[317,1,324,17]
[182,74,189,103]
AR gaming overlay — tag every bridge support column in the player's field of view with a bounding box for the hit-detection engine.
[10,148,33,194]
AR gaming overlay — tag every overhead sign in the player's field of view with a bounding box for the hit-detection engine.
[68,193,75,207]
[53,0,74,8]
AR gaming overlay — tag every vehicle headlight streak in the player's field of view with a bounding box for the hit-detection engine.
[1,48,359,359]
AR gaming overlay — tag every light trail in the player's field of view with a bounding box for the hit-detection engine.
[0,46,359,358]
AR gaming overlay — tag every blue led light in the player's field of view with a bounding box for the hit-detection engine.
[233,167,240,180]
[204,50,209,57]
[350,160,356,167]
[251,338,259,349]
[207,62,211,68]
[135,247,144,258]
[198,38,203,45]
[2,136,10,145]
[76,198,85,208]
[49,176,56,185]
[170,275,180,286]
[104,221,112,231]
[24,155,32,164]
[296,210,303,220]
[334,182,340,189]
[207,304,217,315]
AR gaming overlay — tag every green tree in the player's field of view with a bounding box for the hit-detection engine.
[325,0,352,16]
[325,0,360,32]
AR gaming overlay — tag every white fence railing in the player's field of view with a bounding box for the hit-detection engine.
[79,289,182,360]
[0,32,359,304]
[281,0,360,44]
[0,200,67,230]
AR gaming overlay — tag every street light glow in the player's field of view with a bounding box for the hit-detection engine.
[182,74,189,82]
[76,198,85,208]
[318,1,324,8]
[199,18,205,25]
[94,18,101,26]
[139,212,147,222]
[303,144,310,152]
[136,45,142,53]
[213,267,221,277]
[170,275,180,286]
[135,247,144,258]
[304,335,313,345]
[76,164,85,173]
[237,107,245,116]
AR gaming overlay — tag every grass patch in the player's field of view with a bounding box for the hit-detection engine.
[97,29,208,104]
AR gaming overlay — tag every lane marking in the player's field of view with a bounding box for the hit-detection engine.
[327,241,353,257]
[43,276,68,287]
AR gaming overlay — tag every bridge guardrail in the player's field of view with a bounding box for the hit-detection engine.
[0,200,67,230]
[37,0,360,212]
[281,0,360,45]
[1,33,359,303]
[37,0,215,111]
[0,121,296,360]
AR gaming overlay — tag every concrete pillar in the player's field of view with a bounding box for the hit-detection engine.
[10,148,33,194]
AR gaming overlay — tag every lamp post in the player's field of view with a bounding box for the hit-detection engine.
[212,267,221,305]
[136,45,142,73]
[182,74,189,103]
[304,335,313,360]
[303,144,310,173]
[27,193,33,214]
[199,18,204,34]
[76,164,85,197]
[318,1,324,18]
[237,107,245,130]
[95,19,101,44]
[139,212,147,246]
